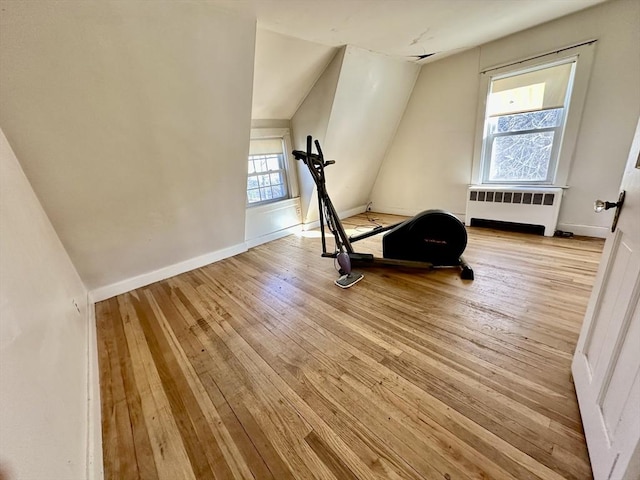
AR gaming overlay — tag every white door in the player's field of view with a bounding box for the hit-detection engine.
[573,115,640,480]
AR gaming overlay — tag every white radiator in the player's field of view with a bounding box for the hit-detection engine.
[465,186,563,236]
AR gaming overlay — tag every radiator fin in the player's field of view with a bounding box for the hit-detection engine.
[466,186,563,237]
[469,190,556,205]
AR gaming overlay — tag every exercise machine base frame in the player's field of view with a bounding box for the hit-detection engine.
[323,250,474,280]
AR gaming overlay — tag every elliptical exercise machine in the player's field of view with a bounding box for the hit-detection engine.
[293,136,474,288]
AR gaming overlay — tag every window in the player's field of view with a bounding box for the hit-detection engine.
[481,60,576,184]
[247,137,289,205]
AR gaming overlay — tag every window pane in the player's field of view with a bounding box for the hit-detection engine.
[258,174,270,187]
[272,184,284,198]
[247,189,261,203]
[247,176,259,189]
[267,156,281,171]
[248,160,255,174]
[493,108,563,133]
[270,173,282,185]
[262,187,273,200]
[489,131,554,182]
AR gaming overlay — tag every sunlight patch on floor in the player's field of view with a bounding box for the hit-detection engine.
[295,230,323,238]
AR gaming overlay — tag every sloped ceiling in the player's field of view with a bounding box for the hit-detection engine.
[218,0,607,62]
[252,29,337,120]
[241,0,606,120]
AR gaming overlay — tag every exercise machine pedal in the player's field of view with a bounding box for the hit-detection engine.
[335,272,365,289]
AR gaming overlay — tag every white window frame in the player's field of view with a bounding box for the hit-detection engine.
[471,41,596,187]
[481,59,576,185]
[247,128,299,206]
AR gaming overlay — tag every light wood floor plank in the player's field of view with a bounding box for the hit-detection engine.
[97,214,602,479]
[130,291,222,478]
[117,293,196,480]
[147,283,256,480]
[108,297,157,479]
[166,282,279,479]
[97,298,140,479]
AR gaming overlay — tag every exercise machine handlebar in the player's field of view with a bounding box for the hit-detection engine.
[292,136,354,257]
[292,137,335,168]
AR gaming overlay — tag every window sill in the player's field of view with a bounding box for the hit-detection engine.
[246,197,300,211]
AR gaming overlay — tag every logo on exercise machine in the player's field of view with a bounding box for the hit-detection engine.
[423,237,447,244]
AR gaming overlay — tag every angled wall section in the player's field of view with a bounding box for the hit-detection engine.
[291,47,346,223]
[370,48,481,217]
[0,1,256,293]
[323,46,419,217]
[292,45,419,224]
[0,128,90,479]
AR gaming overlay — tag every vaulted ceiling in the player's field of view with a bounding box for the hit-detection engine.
[215,0,608,119]
[218,0,606,61]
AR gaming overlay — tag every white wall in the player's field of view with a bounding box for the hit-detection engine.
[293,46,419,223]
[322,46,419,215]
[371,0,640,234]
[0,129,90,479]
[370,48,480,217]
[0,1,256,294]
[245,197,302,247]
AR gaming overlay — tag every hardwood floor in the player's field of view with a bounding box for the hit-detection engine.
[97,213,604,480]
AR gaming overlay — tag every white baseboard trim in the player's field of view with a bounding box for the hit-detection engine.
[86,298,103,480]
[556,222,609,238]
[303,204,367,230]
[245,224,302,249]
[89,242,248,302]
[372,205,421,217]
